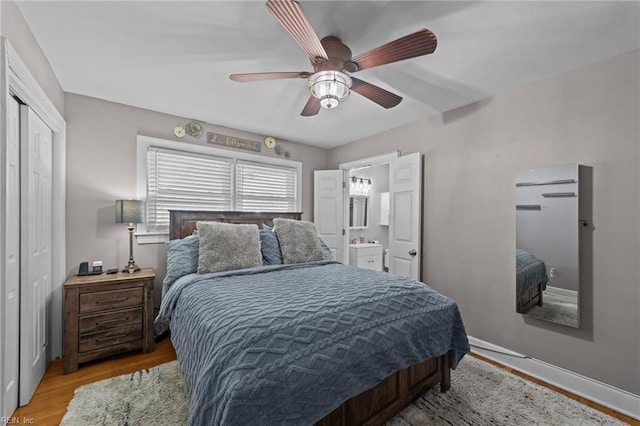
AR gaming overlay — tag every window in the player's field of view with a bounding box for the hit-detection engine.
[146,147,233,233]
[137,135,302,243]
[236,160,298,211]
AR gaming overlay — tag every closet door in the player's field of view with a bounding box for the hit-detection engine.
[19,106,52,405]
[2,97,21,416]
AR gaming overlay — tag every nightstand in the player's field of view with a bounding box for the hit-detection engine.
[63,268,155,374]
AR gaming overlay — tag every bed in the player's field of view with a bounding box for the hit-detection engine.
[156,210,469,425]
[516,249,549,313]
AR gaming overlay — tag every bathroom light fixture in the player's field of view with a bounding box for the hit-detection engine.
[309,70,353,109]
[349,176,372,196]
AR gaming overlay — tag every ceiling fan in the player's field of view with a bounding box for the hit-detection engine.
[229,0,437,116]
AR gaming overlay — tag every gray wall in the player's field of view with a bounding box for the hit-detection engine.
[65,93,328,307]
[1,0,64,115]
[327,50,640,394]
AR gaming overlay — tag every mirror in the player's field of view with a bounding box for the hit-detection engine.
[515,164,585,328]
[349,196,369,229]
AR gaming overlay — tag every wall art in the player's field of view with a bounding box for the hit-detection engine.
[207,132,261,152]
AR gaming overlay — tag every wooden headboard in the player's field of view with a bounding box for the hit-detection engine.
[169,210,303,240]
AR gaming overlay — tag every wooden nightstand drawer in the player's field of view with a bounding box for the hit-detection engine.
[79,308,143,335]
[79,288,143,314]
[79,324,143,353]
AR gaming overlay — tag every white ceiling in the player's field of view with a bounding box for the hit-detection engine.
[17,1,640,148]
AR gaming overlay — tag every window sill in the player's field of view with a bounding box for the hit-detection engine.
[135,232,169,245]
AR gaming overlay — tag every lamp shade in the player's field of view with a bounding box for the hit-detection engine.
[115,200,145,224]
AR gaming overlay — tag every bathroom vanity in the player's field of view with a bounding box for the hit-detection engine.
[348,243,383,271]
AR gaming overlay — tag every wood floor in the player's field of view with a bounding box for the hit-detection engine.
[11,341,638,425]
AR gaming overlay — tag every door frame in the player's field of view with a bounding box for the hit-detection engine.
[339,151,400,171]
[338,151,400,264]
[0,37,66,416]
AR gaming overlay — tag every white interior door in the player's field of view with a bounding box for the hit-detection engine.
[2,97,21,416]
[314,170,347,263]
[388,152,422,280]
[19,106,52,405]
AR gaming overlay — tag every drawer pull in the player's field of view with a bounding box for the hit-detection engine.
[96,297,129,305]
[96,317,129,327]
[96,333,128,342]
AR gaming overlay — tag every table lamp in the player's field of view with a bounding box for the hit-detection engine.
[115,199,144,273]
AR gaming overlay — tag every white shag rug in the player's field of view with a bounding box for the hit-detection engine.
[61,356,625,425]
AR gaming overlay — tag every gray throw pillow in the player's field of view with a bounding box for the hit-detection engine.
[320,239,333,261]
[197,221,262,273]
[260,229,283,265]
[273,218,324,264]
[163,234,200,296]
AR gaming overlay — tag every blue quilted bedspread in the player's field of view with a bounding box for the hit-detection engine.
[516,249,549,299]
[155,261,469,425]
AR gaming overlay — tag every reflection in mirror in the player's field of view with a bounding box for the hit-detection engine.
[515,164,585,328]
[349,196,369,229]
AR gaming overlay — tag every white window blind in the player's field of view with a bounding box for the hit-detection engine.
[146,147,233,232]
[236,160,298,211]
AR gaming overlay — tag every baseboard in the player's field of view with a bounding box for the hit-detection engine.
[545,285,578,299]
[467,336,640,421]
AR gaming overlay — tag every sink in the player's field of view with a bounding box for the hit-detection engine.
[349,243,381,248]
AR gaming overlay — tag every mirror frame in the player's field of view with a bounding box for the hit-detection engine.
[349,196,369,229]
[515,163,586,328]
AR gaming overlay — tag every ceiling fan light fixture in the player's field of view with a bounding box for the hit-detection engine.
[309,70,353,109]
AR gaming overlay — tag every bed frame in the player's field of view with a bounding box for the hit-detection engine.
[169,210,453,426]
[517,282,544,313]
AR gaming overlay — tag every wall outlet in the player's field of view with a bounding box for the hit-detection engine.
[549,268,557,278]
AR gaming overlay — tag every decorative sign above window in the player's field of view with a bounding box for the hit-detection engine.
[207,132,261,152]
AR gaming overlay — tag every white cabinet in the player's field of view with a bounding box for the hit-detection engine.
[380,192,389,226]
[349,244,383,271]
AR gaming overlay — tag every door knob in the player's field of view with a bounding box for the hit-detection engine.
[409,249,417,257]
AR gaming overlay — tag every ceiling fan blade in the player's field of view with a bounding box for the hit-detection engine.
[229,71,310,82]
[301,96,321,116]
[351,77,402,109]
[266,0,328,63]
[351,29,437,71]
